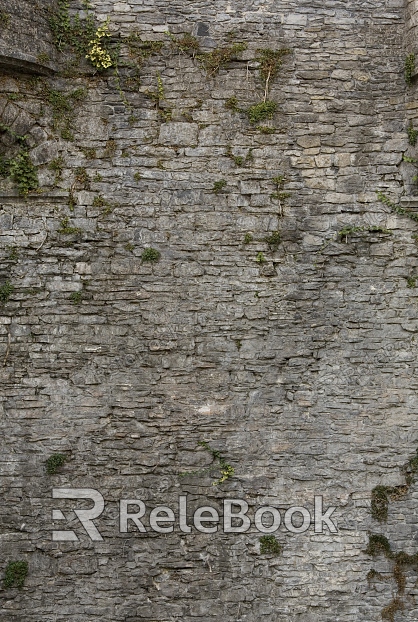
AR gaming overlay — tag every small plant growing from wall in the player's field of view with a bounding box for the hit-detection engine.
[199,41,247,77]
[3,561,28,589]
[0,11,10,28]
[92,194,114,214]
[0,124,39,195]
[212,180,227,194]
[141,247,161,263]
[370,485,407,522]
[198,441,235,485]
[0,281,14,304]
[9,151,39,196]
[37,52,50,64]
[405,53,415,86]
[408,121,418,146]
[6,246,19,261]
[225,146,253,167]
[247,101,277,125]
[370,486,390,522]
[75,166,90,188]
[82,147,97,160]
[265,231,281,250]
[259,535,282,556]
[45,453,67,474]
[243,46,290,130]
[225,96,241,114]
[58,217,81,235]
[6,92,20,101]
[69,291,83,305]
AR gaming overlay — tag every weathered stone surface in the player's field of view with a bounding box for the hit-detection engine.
[30,141,58,166]
[159,122,199,146]
[1,1,418,621]
[0,0,57,74]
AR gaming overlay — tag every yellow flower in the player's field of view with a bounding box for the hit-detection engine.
[85,19,113,69]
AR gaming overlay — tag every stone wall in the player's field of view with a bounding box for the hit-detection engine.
[1,1,418,621]
[406,0,418,52]
[0,0,56,75]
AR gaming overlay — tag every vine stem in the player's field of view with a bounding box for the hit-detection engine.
[263,68,271,103]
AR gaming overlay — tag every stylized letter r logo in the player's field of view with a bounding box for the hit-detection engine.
[52,488,105,542]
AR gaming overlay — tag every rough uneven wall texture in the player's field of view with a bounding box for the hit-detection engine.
[0,0,56,74]
[406,0,418,51]
[2,0,418,621]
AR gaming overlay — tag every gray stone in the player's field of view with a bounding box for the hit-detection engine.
[30,141,58,166]
[158,122,198,146]
[0,1,418,621]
